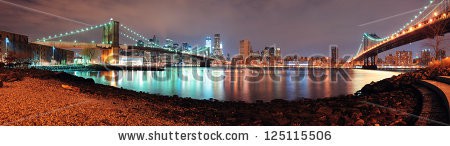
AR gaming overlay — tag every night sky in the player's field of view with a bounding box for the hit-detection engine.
[0,0,438,58]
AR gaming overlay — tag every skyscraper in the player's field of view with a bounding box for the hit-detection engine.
[182,42,189,51]
[239,40,252,59]
[420,49,432,66]
[164,39,174,48]
[205,36,212,48]
[330,46,338,68]
[267,47,275,57]
[275,48,281,57]
[385,54,395,66]
[150,35,159,46]
[213,34,223,56]
[395,50,413,66]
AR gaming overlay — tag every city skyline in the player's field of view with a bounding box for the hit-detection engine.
[0,0,444,58]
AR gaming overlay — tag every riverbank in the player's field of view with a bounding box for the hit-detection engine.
[32,65,164,71]
[0,67,448,126]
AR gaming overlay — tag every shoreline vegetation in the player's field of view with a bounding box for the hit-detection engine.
[1,64,450,126]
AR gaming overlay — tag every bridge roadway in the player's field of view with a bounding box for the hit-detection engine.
[33,41,214,61]
[353,11,450,61]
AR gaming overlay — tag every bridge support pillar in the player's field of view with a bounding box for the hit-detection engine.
[362,55,378,70]
[200,59,211,67]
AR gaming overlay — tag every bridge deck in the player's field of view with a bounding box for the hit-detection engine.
[354,11,450,61]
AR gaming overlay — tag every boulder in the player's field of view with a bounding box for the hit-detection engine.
[0,74,6,81]
[316,107,333,115]
[61,84,80,92]
[354,119,365,126]
[275,117,291,126]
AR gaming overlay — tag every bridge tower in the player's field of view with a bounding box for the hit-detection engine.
[101,19,120,64]
[362,35,378,69]
[102,19,120,47]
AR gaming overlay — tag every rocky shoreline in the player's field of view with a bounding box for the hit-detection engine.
[1,66,449,126]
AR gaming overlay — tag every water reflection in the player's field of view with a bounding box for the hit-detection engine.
[68,67,403,102]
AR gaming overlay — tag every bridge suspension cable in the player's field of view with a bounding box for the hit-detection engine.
[119,24,162,48]
[36,22,109,42]
[354,0,444,58]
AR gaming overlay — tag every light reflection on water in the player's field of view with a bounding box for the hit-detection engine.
[69,67,405,102]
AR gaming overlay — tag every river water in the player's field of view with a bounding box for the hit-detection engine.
[68,67,406,102]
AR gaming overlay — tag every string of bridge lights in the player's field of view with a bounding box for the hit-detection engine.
[119,24,162,47]
[120,30,164,48]
[120,32,138,42]
[36,22,112,42]
[355,0,443,57]
[364,0,437,42]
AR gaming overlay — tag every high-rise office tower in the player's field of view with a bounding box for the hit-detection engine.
[331,46,338,68]
[213,34,223,56]
[239,40,252,59]
[205,36,212,55]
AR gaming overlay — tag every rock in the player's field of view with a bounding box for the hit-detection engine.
[327,115,340,124]
[7,77,18,82]
[355,103,369,108]
[271,99,288,104]
[374,124,380,126]
[85,78,95,84]
[0,80,3,88]
[368,118,378,124]
[0,74,6,81]
[61,84,80,92]
[318,115,327,122]
[351,111,363,119]
[371,108,381,114]
[389,119,406,126]
[275,118,291,126]
[316,107,333,115]
[354,119,365,126]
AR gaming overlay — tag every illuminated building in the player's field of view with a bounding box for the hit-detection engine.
[213,34,223,56]
[0,30,28,61]
[239,40,252,59]
[420,49,432,66]
[182,42,190,51]
[275,48,281,57]
[1,30,73,65]
[331,46,338,68]
[149,35,159,46]
[395,50,413,66]
[205,36,212,55]
[385,54,395,66]
[164,39,174,48]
